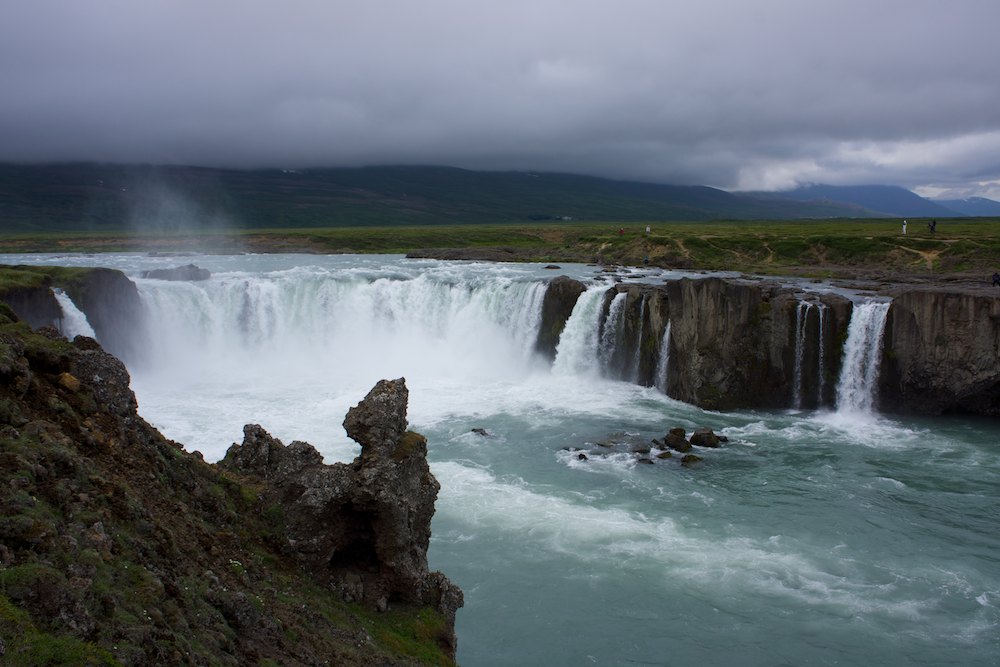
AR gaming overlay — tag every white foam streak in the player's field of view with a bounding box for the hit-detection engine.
[654,320,671,393]
[552,285,609,376]
[435,460,932,619]
[52,289,96,338]
[836,300,891,414]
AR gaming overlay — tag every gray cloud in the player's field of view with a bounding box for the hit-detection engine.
[2,0,999,197]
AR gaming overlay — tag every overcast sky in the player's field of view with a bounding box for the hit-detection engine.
[2,0,999,198]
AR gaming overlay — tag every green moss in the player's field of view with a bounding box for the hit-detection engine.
[0,593,119,667]
[393,431,427,461]
[359,605,456,666]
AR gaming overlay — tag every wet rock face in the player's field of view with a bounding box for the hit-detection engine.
[220,378,463,653]
[535,276,588,360]
[140,264,211,281]
[880,288,1000,415]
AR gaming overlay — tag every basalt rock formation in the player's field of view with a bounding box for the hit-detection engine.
[0,265,146,363]
[551,276,854,411]
[662,277,853,410]
[880,287,1000,415]
[220,379,463,651]
[0,303,461,665]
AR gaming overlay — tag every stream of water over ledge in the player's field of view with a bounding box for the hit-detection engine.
[5,252,998,666]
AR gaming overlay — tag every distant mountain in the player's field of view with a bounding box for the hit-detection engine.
[932,197,1000,217]
[761,184,960,218]
[0,163,948,233]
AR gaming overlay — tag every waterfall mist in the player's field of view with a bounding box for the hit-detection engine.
[5,253,997,667]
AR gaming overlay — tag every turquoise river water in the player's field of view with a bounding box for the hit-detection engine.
[4,253,998,666]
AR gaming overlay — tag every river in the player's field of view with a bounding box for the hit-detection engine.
[4,252,998,666]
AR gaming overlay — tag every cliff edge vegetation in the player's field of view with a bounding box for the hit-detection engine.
[0,302,460,666]
[3,218,1000,279]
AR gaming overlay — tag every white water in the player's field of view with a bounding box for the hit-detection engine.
[836,300,891,413]
[817,302,827,405]
[52,288,97,339]
[598,291,627,373]
[552,285,609,377]
[3,254,998,667]
[628,296,646,382]
[793,301,811,409]
[654,320,671,393]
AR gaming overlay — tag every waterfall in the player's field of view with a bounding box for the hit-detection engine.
[52,288,96,339]
[654,320,671,394]
[628,296,646,383]
[134,269,552,383]
[792,301,812,409]
[552,286,611,377]
[835,300,891,413]
[598,292,628,373]
[816,303,827,406]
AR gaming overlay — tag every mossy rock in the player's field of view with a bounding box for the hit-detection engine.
[393,431,428,461]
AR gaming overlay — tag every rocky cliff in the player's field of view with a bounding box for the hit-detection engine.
[0,265,146,363]
[538,275,856,411]
[0,303,460,665]
[881,287,1000,416]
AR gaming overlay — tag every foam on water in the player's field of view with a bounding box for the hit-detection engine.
[52,288,96,338]
[5,252,998,666]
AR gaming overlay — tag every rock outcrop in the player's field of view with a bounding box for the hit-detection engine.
[880,287,1000,415]
[220,379,463,653]
[0,265,147,363]
[140,264,211,281]
[0,303,461,665]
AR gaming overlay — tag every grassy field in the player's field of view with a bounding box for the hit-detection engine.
[2,218,999,277]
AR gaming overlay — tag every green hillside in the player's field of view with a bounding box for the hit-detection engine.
[0,163,872,233]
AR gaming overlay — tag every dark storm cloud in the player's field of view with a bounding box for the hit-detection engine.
[2,0,999,196]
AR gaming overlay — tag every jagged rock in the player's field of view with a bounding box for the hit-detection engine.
[471,427,489,437]
[0,312,460,664]
[680,454,704,467]
[689,427,722,448]
[140,264,211,281]
[220,378,463,654]
[664,427,691,452]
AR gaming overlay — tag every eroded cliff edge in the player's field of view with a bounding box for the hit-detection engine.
[0,303,461,665]
[537,274,999,416]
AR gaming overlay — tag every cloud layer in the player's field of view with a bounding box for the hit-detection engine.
[3,0,999,197]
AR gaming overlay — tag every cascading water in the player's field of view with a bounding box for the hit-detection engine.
[793,301,812,409]
[816,303,827,406]
[136,269,549,384]
[654,320,671,393]
[628,296,646,383]
[52,288,96,338]
[597,291,628,373]
[3,253,997,667]
[835,299,891,413]
[552,285,611,376]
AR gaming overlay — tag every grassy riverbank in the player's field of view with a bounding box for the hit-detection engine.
[2,218,999,278]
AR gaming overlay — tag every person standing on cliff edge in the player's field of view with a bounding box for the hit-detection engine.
[992,271,1000,287]
[902,219,907,235]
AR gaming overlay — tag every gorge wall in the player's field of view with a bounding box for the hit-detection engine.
[880,288,1000,416]
[537,275,999,416]
[2,263,998,417]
